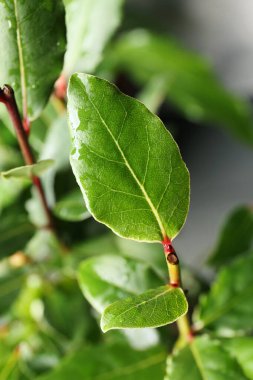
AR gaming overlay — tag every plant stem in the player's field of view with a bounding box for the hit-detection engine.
[163,237,193,343]
[0,85,54,230]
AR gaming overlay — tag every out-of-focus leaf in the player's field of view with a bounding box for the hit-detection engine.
[0,265,26,315]
[209,206,253,268]
[222,337,253,379]
[64,0,124,75]
[0,0,66,120]
[0,208,35,258]
[194,250,253,335]
[53,190,90,222]
[78,254,161,313]
[68,73,189,242]
[0,177,28,212]
[138,76,167,113]
[106,29,253,145]
[25,230,65,262]
[40,115,70,206]
[101,285,188,332]
[166,335,248,380]
[1,160,54,179]
[36,343,166,380]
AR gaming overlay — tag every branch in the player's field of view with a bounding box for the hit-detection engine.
[0,85,54,230]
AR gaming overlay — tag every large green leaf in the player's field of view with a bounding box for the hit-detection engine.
[223,337,253,379]
[78,254,161,313]
[194,251,253,334]
[0,0,66,120]
[68,73,189,242]
[36,343,166,380]
[101,285,188,332]
[166,335,248,380]
[1,159,54,179]
[64,0,123,75]
[209,206,253,268]
[105,30,253,145]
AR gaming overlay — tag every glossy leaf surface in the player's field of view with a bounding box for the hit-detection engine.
[166,336,248,380]
[64,0,123,75]
[78,254,161,313]
[106,30,253,145]
[194,251,253,334]
[101,285,188,332]
[209,206,253,267]
[36,343,166,380]
[1,159,54,179]
[68,73,189,242]
[0,0,66,120]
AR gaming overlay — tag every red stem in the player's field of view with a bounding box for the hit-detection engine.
[0,85,54,230]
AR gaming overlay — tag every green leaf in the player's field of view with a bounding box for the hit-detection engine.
[194,251,253,334]
[78,254,161,313]
[68,73,190,242]
[166,335,248,380]
[101,285,188,332]
[106,30,253,145]
[1,160,54,179]
[0,207,35,258]
[0,0,66,120]
[222,337,253,379]
[64,0,124,75]
[54,190,90,222]
[36,343,166,380]
[209,206,253,268]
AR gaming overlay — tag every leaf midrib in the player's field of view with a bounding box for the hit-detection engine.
[13,0,27,118]
[190,342,208,380]
[84,83,167,240]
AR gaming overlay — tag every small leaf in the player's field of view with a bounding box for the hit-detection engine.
[0,0,66,120]
[194,250,253,334]
[222,337,253,379]
[64,0,124,75]
[106,29,253,146]
[166,335,248,380]
[209,206,253,268]
[1,160,54,179]
[78,255,161,313]
[54,190,90,222]
[36,343,166,380]
[101,285,188,332]
[68,73,189,242]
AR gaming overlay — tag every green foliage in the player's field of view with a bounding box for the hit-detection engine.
[1,159,54,179]
[0,0,66,120]
[166,335,248,380]
[101,285,188,332]
[0,1,253,379]
[64,0,124,75]
[105,29,253,145]
[36,343,167,380]
[194,251,253,334]
[68,73,190,241]
[209,206,253,267]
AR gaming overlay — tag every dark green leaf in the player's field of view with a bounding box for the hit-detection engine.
[68,73,190,242]
[209,206,253,268]
[106,30,253,145]
[101,285,188,332]
[1,160,54,179]
[166,335,248,380]
[222,337,253,379]
[0,208,35,258]
[194,251,253,334]
[54,190,90,222]
[78,254,161,313]
[0,0,66,120]
[64,0,124,75]
[36,343,166,380]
